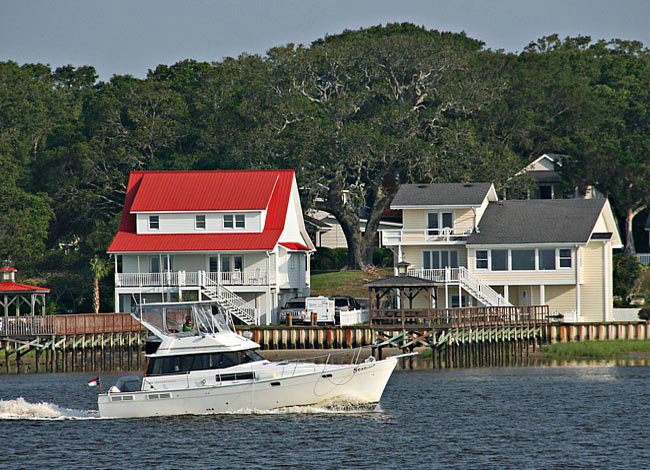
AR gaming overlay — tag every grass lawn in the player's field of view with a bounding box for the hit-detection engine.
[310,268,393,298]
[541,339,650,360]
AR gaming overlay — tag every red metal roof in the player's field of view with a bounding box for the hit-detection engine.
[108,170,295,253]
[0,282,50,293]
[279,242,312,251]
[130,170,282,212]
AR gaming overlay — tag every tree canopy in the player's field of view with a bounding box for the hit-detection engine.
[1,24,648,311]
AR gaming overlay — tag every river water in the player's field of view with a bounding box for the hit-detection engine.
[1,364,649,469]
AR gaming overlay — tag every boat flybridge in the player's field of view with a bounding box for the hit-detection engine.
[98,301,403,418]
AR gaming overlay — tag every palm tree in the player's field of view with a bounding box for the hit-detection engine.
[89,256,111,314]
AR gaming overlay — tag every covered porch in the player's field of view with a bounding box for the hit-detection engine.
[115,251,276,288]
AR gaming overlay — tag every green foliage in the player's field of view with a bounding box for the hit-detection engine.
[638,307,650,321]
[613,253,642,300]
[1,25,650,310]
[311,248,348,271]
[373,248,394,268]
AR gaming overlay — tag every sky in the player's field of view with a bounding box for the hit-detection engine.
[1,0,649,81]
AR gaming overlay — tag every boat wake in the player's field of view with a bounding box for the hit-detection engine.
[0,397,98,420]
[237,398,383,415]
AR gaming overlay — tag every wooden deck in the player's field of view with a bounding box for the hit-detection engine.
[370,305,550,330]
[0,313,144,337]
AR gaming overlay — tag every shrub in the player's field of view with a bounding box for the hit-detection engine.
[613,253,641,301]
[639,307,650,321]
[373,248,394,267]
[312,247,348,271]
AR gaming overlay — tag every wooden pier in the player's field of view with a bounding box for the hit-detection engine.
[0,313,146,374]
[2,310,649,373]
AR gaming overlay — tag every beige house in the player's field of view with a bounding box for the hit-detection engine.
[382,182,622,322]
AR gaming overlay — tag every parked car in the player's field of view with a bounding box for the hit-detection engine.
[332,296,369,326]
[280,296,337,325]
[280,297,307,324]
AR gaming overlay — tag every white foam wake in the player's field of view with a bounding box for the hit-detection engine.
[0,397,97,420]
[227,398,383,415]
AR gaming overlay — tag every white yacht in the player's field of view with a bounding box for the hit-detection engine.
[98,302,402,418]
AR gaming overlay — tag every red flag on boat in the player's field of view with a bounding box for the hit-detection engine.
[87,377,100,387]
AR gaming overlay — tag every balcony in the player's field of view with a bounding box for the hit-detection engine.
[382,227,473,246]
[115,270,270,288]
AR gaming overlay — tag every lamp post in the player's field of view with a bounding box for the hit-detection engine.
[397,261,410,277]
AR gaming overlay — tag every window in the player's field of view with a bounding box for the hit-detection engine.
[451,295,467,308]
[538,249,556,270]
[221,255,243,272]
[491,250,508,271]
[209,257,218,273]
[145,349,265,376]
[476,250,488,270]
[152,256,173,272]
[149,215,159,230]
[195,215,206,230]
[427,211,453,235]
[559,249,572,268]
[423,250,458,269]
[512,249,535,270]
[224,214,246,229]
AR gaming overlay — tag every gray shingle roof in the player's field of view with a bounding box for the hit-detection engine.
[467,198,607,245]
[391,182,493,207]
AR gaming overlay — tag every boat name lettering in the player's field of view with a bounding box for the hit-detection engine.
[353,363,376,373]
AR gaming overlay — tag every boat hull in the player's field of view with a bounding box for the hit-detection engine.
[98,356,398,418]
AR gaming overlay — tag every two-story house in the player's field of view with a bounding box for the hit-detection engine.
[382,182,622,322]
[108,169,314,325]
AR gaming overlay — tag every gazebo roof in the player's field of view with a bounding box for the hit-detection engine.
[0,281,50,294]
[365,275,439,289]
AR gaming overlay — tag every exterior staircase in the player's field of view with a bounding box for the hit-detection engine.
[408,266,511,307]
[199,272,257,325]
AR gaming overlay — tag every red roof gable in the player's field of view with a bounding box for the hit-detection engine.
[279,242,312,251]
[108,170,295,253]
[0,282,50,293]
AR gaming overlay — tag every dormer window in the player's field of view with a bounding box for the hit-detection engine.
[224,214,245,229]
[149,215,159,230]
[195,215,206,230]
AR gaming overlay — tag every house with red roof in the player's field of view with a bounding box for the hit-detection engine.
[108,169,314,324]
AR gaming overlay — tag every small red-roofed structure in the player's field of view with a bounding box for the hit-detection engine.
[0,262,50,318]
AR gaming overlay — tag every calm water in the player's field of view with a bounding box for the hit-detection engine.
[1,364,649,469]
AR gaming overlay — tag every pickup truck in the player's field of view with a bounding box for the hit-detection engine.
[279,296,336,325]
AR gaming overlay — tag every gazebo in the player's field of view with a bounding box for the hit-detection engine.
[365,262,439,328]
[0,264,50,318]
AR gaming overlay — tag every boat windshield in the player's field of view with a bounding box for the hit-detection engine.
[137,302,233,337]
[146,349,265,376]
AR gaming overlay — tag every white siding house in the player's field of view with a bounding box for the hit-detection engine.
[108,170,314,325]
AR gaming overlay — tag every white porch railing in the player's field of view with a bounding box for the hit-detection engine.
[382,227,473,245]
[636,253,650,265]
[408,266,511,307]
[116,269,269,288]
